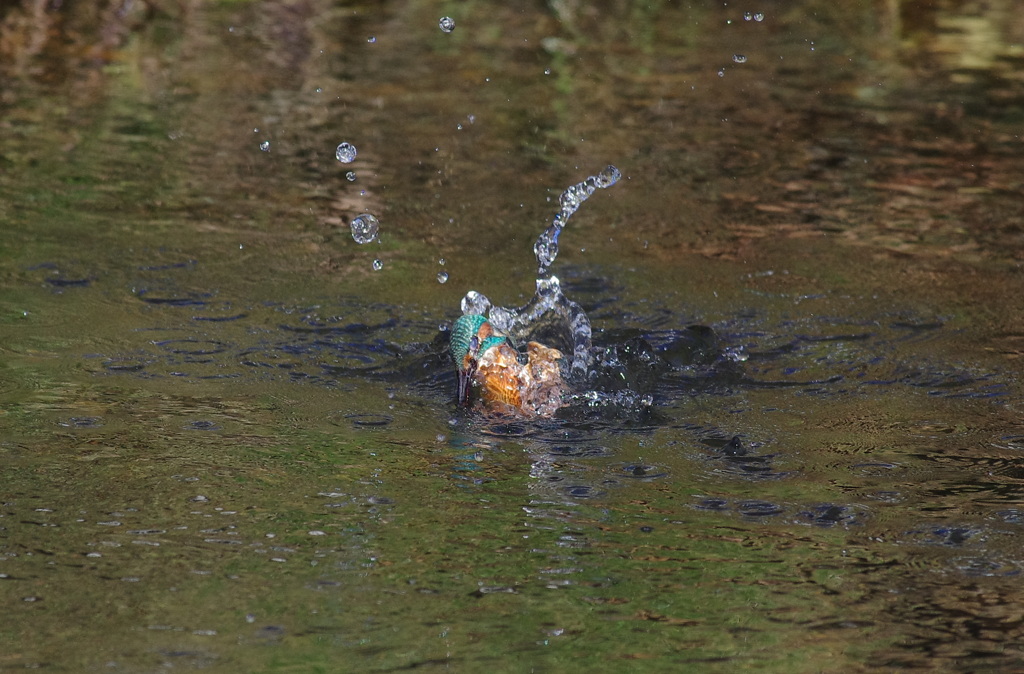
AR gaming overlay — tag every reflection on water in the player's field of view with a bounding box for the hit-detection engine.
[2,0,1024,671]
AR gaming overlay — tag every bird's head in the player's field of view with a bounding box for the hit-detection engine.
[450,314,508,406]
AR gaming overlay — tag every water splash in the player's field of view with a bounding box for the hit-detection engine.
[533,165,620,277]
[459,166,620,381]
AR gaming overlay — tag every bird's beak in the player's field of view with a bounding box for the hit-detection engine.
[457,359,478,406]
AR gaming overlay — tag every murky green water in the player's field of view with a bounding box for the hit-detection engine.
[3,1,1024,671]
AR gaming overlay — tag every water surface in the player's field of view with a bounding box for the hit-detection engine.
[2,1,1024,671]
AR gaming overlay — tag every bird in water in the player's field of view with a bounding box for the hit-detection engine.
[449,314,568,417]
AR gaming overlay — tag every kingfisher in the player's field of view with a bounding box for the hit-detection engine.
[449,314,568,417]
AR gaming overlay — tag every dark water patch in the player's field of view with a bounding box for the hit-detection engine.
[693,497,731,511]
[319,341,407,376]
[993,509,1024,524]
[137,260,198,272]
[28,262,94,289]
[282,316,400,335]
[470,586,519,597]
[990,460,1024,481]
[950,556,1021,577]
[696,434,794,481]
[559,484,606,499]
[809,620,876,631]
[192,312,248,322]
[324,411,392,429]
[153,339,229,356]
[711,454,795,481]
[793,503,870,527]
[614,463,669,479]
[737,500,785,518]
[702,434,750,457]
[478,420,536,438]
[184,420,220,431]
[135,288,213,306]
[544,445,613,458]
[101,357,154,374]
[558,268,625,313]
[57,416,103,429]
[690,497,788,519]
[902,525,983,547]
[851,462,906,478]
[343,414,393,429]
[533,425,604,445]
[889,319,946,338]
[44,276,92,288]
[248,624,287,644]
[562,389,658,422]
[655,325,725,368]
[796,331,874,344]
[703,313,1006,402]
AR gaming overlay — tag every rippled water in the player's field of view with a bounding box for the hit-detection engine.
[2,1,1024,672]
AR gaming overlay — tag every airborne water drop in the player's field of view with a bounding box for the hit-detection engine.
[350,214,380,244]
[335,142,357,163]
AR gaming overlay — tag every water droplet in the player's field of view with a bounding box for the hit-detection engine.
[372,259,383,271]
[367,36,376,43]
[718,69,725,77]
[743,11,752,20]
[259,141,270,152]
[754,12,765,21]
[487,306,514,333]
[438,257,446,266]
[534,225,560,269]
[345,171,356,182]
[594,165,621,188]
[437,271,449,284]
[350,214,379,244]
[438,16,455,33]
[544,68,551,75]
[461,290,491,315]
[335,142,357,163]
[733,54,747,64]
